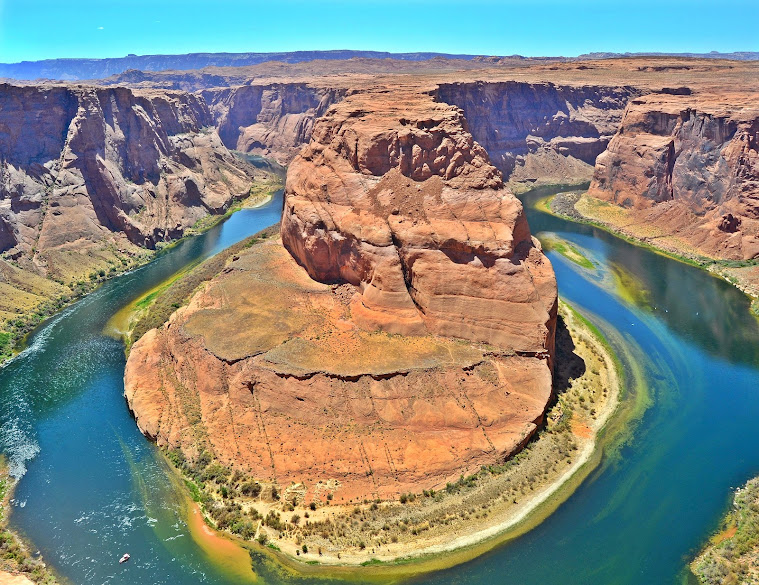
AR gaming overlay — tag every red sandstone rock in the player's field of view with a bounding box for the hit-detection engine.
[125,86,558,503]
[589,93,759,260]
[281,88,557,355]
[125,241,554,502]
[0,83,261,263]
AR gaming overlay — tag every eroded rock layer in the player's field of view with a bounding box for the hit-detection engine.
[281,88,557,354]
[588,93,759,260]
[438,81,640,185]
[202,84,346,163]
[126,87,558,502]
[0,83,261,266]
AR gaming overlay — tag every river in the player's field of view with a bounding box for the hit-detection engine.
[3,185,759,584]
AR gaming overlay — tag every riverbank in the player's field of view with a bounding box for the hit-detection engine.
[0,461,57,584]
[545,191,759,312]
[144,297,626,571]
[0,171,282,369]
[107,223,281,349]
[691,477,759,584]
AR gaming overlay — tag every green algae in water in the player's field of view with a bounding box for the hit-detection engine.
[608,261,652,311]
[541,233,596,270]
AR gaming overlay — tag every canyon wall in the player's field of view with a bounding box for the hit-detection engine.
[437,81,640,186]
[202,84,346,163]
[588,93,759,259]
[0,83,262,278]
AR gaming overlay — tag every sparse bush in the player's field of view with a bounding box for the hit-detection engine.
[240,481,261,497]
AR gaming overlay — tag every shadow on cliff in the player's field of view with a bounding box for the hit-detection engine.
[553,314,586,395]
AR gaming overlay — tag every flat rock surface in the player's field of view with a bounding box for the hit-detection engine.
[126,241,552,502]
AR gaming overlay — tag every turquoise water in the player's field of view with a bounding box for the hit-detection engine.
[412,189,759,585]
[4,192,284,585]
[3,184,759,584]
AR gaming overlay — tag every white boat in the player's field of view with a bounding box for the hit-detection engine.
[119,553,130,564]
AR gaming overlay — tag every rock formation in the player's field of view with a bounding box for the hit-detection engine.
[437,81,639,186]
[588,93,759,259]
[281,87,557,353]
[0,83,263,278]
[125,86,558,503]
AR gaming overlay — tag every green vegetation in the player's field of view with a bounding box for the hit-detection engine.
[0,460,59,583]
[692,477,759,584]
[543,192,706,270]
[165,448,267,541]
[608,262,651,310]
[541,235,595,269]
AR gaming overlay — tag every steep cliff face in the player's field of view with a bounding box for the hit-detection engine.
[588,93,759,259]
[202,84,346,163]
[125,240,554,502]
[125,86,559,503]
[437,81,640,186]
[0,83,260,274]
[281,87,557,354]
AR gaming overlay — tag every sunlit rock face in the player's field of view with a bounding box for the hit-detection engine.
[0,83,259,260]
[589,93,759,260]
[282,87,557,355]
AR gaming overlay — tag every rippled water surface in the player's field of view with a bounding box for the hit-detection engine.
[4,185,759,584]
[4,192,284,585]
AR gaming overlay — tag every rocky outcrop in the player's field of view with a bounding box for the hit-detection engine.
[588,93,759,259]
[202,84,346,163]
[281,88,557,354]
[125,240,554,502]
[437,81,640,186]
[125,86,558,503]
[0,83,261,269]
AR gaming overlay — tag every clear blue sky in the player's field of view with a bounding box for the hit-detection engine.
[0,0,757,62]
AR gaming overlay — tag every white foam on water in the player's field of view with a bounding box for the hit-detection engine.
[3,302,79,367]
[0,414,40,479]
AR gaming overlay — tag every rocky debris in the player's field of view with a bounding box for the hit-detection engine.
[588,93,759,260]
[719,213,741,233]
[281,87,557,354]
[549,191,584,220]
